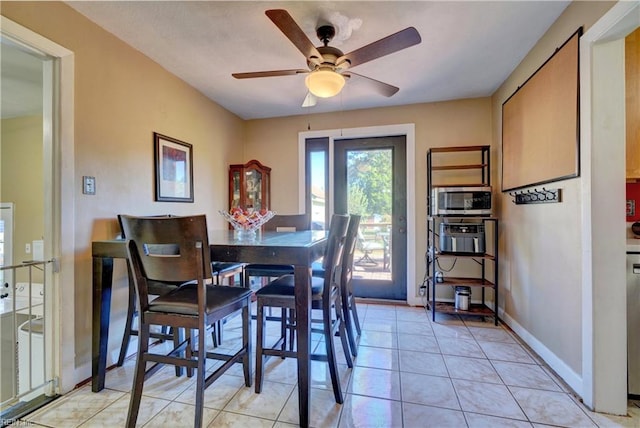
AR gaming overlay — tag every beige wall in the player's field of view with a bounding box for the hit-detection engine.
[491,1,614,377]
[1,115,44,283]
[1,2,245,371]
[245,98,493,297]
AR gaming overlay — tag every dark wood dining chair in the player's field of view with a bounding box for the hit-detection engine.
[120,215,252,428]
[242,213,311,290]
[254,214,351,404]
[117,214,183,368]
[242,213,311,348]
[312,214,362,357]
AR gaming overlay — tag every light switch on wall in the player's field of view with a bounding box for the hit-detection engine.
[83,176,96,195]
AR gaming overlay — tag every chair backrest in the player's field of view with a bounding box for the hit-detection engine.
[322,214,349,303]
[120,215,212,309]
[342,215,361,279]
[264,213,311,232]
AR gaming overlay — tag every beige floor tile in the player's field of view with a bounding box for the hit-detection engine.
[398,349,447,377]
[364,307,397,321]
[437,337,485,358]
[492,361,563,391]
[223,380,294,420]
[145,400,218,427]
[174,373,246,410]
[396,319,434,336]
[208,410,275,428]
[452,379,527,420]
[510,386,597,427]
[356,330,398,349]
[403,402,466,427]
[478,341,536,364]
[338,394,403,428]
[360,319,397,333]
[78,393,170,427]
[354,345,399,371]
[468,325,517,343]
[432,323,474,340]
[443,355,502,384]
[465,412,534,427]
[400,371,459,410]
[25,386,124,428]
[347,366,401,400]
[395,305,430,320]
[397,333,439,353]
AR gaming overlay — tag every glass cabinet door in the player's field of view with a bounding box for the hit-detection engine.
[245,168,263,210]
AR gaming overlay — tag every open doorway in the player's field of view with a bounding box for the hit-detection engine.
[1,16,75,420]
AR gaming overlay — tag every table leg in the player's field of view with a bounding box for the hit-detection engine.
[294,264,311,428]
[92,256,113,392]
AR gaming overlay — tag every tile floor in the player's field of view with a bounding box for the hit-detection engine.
[13,302,640,427]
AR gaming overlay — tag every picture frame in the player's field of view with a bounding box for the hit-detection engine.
[154,132,194,202]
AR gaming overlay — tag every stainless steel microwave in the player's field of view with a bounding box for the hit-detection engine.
[431,186,492,216]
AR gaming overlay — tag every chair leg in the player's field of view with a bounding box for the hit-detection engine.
[323,307,343,404]
[255,300,266,393]
[334,299,353,368]
[288,309,296,351]
[341,288,358,358]
[126,321,150,428]
[185,329,194,378]
[173,327,184,377]
[349,293,362,335]
[211,320,223,347]
[193,323,206,428]
[242,302,252,387]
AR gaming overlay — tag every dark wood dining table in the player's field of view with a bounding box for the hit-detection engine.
[91,229,327,428]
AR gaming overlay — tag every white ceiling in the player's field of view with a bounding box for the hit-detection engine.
[6,1,572,120]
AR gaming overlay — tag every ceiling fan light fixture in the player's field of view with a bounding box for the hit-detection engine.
[305,69,345,98]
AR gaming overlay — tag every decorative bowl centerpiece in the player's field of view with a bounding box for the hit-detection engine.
[219,208,275,240]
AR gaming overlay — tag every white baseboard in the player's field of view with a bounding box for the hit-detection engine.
[499,308,584,398]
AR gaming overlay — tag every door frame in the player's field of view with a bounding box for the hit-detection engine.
[298,124,417,305]
[1,17,76,395]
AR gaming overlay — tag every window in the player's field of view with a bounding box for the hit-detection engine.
[305,138,329,230]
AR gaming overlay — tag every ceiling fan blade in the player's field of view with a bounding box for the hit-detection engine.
[337,27,421,69]
[232,69,308,79]
[265,9,323,65]
[346,72,399,97]
[302,92,317,108]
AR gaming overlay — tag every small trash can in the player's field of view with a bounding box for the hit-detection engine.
[454,286,471,311]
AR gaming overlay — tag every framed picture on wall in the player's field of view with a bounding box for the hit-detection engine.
[154,132,194,202]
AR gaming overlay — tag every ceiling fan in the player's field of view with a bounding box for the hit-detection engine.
[232,9,421,106]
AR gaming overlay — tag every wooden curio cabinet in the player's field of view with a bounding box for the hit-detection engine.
[228,160,271,211]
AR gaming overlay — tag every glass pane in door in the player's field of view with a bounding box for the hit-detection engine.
[346,149,392,281]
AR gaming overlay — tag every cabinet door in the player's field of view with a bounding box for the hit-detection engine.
[229,160,271,211]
